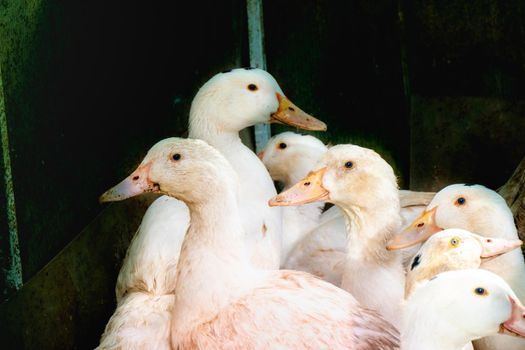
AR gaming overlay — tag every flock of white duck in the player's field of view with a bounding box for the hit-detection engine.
[95,68,525,349]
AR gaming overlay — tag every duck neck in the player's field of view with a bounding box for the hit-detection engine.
[188,104,282,271]
[474,209,519,240]
[172,187,254,336]
[189,116,242,150]
[188,108,274,198]
[402,306,472,350]
[340,203,401,263]
[339,200,405,327]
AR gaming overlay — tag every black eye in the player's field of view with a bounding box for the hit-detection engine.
[278,142,287,149]
[456,197,466,206]
[474,287,488,296]
[410,254,421,271]
[172,153,181,161]
[344,161,353,169]
[247,84,258,91]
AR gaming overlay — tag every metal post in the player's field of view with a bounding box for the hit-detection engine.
[247,0,272,152]
[0,63,23,291]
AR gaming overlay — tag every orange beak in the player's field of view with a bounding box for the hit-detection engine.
[270,93,327,131]
[386,207,442,250]
[99,162,159,203]
[268,167,329,206]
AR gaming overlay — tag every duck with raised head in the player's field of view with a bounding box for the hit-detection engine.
[388,183,525,350]
[97,68,326,349]
[402,269,525,350]
[270,144,406,328]
[101,137,400,349]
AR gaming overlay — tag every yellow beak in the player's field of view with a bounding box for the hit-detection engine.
[386,207,442,250]
[270,93,327,131]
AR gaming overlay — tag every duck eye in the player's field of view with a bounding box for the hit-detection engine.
[450,237,460,247]
[474,287,488,296]
[344,161,353,169]
[410,254,421,271]
[278,142,287,149]
[247,84,258,91]
[172,153,181,161]
[455,197,466,206]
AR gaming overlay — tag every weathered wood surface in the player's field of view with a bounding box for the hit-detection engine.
[498,156,525,254]
[0,194,157,350]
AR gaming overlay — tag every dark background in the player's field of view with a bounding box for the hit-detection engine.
[0,0,524,348]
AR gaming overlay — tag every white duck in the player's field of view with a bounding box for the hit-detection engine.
[98,68,325,348]
[257,132,333,264]
[270,144,406,328]
[101,137,400,349]
[404,228,523,299]
[388,183,525,350]
[402,268,525,350]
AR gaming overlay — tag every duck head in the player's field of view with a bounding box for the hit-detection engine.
[268,144,398,211]
[99,137,237,204]
[403,269,525,346]
[258,131,328,186]
[405,228,522,298]
[189,68,326,135]
[387,184,516,250]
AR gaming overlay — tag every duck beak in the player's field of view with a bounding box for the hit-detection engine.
[386,207,442,250]
[477,234,523,261]
[499,296,525,337]
[270,93,327,131]
[257,151,265,160]
[268,167,329,206]
[99,162,159,203]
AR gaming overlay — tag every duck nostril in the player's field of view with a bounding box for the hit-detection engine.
[288,107,295,111]
[133,176,140,181]
[487,239,492,243]
[304,182,311,186]
[417,223,424,228]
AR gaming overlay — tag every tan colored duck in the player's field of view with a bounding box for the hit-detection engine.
[270,144,406,328]
[404,228,522,299]
[260,132,434,286]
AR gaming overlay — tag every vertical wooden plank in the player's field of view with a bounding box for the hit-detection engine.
[247,0,271,152]
[0,62,23,293]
